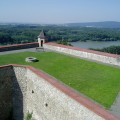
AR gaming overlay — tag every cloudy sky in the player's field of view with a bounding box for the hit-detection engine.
[0,0,120,24]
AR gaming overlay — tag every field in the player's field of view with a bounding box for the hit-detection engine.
[0,51,120,108]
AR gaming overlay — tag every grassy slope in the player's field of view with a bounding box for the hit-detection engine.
[0,51,120,108]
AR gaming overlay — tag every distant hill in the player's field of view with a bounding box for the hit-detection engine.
[1,21,120,28]
[66,21,120,28]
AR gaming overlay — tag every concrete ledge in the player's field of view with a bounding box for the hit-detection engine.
[0,64,119,120]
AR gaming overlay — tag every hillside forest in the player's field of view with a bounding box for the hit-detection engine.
[0,25,120,54]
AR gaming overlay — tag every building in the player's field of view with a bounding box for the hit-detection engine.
[38,30,47,47]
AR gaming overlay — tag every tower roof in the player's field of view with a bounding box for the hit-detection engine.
[38,30,46,39]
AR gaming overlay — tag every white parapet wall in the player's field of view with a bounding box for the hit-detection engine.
[0,65,119,120]
[44,42,120,66]
[26,67,104,120]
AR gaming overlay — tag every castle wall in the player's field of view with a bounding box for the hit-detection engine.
[13,66,27,120]
[0,65,27,120]
[0,65,119,120]
[44,43,120,66]
[0,66,13,120]
[26,67,104,120]
[0,42,39,52]
[1,41,119,66]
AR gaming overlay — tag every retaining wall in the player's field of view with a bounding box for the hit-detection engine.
[44,42,120,66]
[13,66,27,120]
[0,65,27,120]
[0,65,119,120]
[0,66,13,120]
[0,42,39,52]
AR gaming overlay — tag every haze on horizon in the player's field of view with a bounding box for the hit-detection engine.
[0,0,120,24]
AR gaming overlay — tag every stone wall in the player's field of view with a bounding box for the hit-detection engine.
[0,65,27,120]
[44,42,120,66]
[25,66,119,120]
[0,66,13,120]
[26,68,104,120]
[0,42,39,52]
[13,66,27,120]
[0,65,119,120]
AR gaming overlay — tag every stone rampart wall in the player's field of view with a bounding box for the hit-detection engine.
[25,66,119,120]
[0,65,27,120]
[26,67,104,120]
[0,65,119,120]
[0,42,39,52]
[0,66,13,120]
[13,66,27,120]
[44,43,120,66]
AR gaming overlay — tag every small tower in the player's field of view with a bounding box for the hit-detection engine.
[38,30,47,47]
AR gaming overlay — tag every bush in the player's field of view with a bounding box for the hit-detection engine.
[90,46,120,55]
[57,40,72,46]
[25,111,33,120]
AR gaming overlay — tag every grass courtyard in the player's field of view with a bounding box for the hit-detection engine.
[0,51,120,109]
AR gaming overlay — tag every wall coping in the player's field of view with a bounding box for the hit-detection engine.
[0,64,120,120]
[0,42,38,49]
[45,42,120,58]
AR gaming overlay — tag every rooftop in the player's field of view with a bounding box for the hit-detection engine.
[38,30,46,39]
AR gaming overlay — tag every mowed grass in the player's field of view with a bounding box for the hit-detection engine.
[0,51,120,108]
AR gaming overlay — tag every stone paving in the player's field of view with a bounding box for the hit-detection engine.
[0,48,36,55]
[110,92,120,117]
[0,47,50,55]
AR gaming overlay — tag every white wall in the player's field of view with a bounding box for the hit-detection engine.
[44,43,120,66]
[26,68,104,120]
[13,67,27,120]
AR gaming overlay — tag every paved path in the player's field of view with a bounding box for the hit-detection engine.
[0,48,49,55]
[0,48,36,55]
[110,92,120,117]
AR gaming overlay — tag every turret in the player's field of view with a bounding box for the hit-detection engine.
[38,30,47,47]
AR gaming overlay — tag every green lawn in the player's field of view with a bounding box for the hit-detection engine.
[0,51,120,108]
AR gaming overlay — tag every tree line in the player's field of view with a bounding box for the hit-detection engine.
[90,46,120,55]
[0,25,120,45]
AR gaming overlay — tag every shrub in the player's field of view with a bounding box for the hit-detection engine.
[25,111,33,120]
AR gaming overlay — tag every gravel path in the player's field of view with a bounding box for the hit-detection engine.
[110,92,120,117]
[0,48,36,55]
[0,47,49,55]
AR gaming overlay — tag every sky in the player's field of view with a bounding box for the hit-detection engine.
[0,0,120,24]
